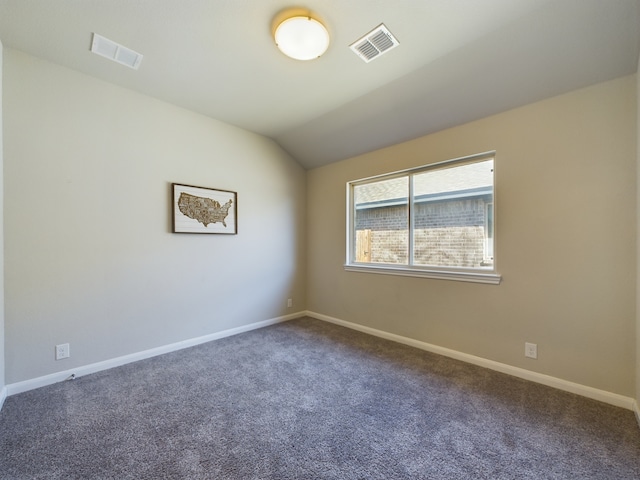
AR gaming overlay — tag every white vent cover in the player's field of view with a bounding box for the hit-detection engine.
[349,24,399,63]
[91,33,143,70]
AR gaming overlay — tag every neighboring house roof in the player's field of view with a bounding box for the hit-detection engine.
[355,159,494,208]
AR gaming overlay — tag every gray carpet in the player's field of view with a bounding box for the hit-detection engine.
[1,317,639,479]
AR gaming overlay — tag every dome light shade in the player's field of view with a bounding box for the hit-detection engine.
[274,16,330,60]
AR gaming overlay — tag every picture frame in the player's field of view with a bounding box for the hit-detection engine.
[172,183,237,234]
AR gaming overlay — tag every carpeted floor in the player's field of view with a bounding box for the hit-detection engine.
[1,317,639,479]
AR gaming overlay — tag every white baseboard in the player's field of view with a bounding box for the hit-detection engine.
[0,385,7,410]
[306,310,637,412]
[5,311,304,399]
[4,310,637,418]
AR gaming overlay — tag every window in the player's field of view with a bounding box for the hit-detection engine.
[346,152,500,284]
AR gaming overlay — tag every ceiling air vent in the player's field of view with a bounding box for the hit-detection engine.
[91,33,143,70]
[350,24,399,63]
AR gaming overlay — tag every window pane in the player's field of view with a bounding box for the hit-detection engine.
[412,159,493,268]
[353,177,408,264]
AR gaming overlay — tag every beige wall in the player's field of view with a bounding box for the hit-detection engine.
[636,56,640,410]
[307,75,637,397]
[1,47,637,402]
[3,49,307,384]
[0,41,4,397]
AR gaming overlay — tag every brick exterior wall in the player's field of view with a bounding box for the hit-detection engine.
[355,198,490,267]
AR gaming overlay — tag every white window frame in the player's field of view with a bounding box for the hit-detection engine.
[483,202,494,265]
[345,151,501,285]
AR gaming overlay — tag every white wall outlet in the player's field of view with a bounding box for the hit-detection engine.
[287,298,292,308]
[525,342,537,359]
[55,343,70,360]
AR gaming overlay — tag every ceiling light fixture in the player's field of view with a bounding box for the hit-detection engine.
[274,15,330,61]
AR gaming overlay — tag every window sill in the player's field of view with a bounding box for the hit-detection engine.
[344,264,501,284]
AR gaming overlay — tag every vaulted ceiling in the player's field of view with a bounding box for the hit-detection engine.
[0,0,638,168]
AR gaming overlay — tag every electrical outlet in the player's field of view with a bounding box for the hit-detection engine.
[55,343,70,360]
[287,298,292,308]
[525,342,537,359]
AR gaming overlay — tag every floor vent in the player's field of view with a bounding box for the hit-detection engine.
[91,33,143,70]
[350,24,399,63]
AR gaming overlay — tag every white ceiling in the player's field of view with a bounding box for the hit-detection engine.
[0,0,638,169]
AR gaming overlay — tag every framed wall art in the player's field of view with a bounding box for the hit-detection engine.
[172,183,237,234]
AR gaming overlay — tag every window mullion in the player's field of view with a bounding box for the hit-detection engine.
[408,174,414,266]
